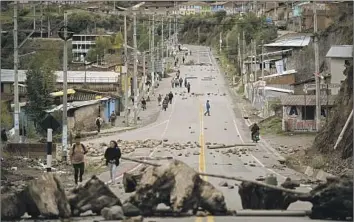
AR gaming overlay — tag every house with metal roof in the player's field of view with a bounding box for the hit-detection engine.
[280,94,336,132]
[264,33,313,49]
[325,45,352,95]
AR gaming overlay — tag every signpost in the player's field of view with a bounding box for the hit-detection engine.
[40,113,60,171]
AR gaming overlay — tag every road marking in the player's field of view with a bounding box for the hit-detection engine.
[199,103,206,180]
[207,215,215,222]
[195,217,203,222]
[106,98,177,183]
[208,50,287,180]
[198,76,214,222]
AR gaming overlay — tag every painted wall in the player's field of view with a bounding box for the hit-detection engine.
[329,58,348,95]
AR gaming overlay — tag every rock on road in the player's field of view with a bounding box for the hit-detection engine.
[33,46,326,222]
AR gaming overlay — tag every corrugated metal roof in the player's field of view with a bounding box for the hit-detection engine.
[264,34,312,47]
[45,97,110,113]
[280,95,336,106]
[325,45,353,58]
[1,69,120,83]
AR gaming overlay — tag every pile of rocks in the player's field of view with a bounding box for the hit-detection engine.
[85,139,163,157]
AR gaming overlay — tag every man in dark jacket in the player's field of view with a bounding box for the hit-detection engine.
[251,123,260,140]
[168,92,174,104]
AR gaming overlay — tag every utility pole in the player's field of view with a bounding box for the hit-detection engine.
[13,2,20,143]
[243,31,246,83]
[161,17,164,78]
[254,39,257,82]
[62,11,68,162]
[143,52,146,93]
[219,32,222,53]
[124,15,129,127]
[197,27,200,64]
[40,2,43,38]
[313,2,321,131]
[238,33,242,84]
[133,12,138,125]
[168,16,171,57]
[151,15,155,88]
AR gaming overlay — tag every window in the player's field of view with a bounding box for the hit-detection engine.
[289,106,298,115]
[321,108,326,117]
[301,106,315,120]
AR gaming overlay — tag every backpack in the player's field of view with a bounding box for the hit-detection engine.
[72,143,87,155]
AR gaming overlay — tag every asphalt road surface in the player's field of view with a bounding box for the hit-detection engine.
[22,46,334,222]
[90,45,333,222]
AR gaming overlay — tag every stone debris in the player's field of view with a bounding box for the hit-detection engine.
[123,160,227,215]
[86,139,163,156]
[238,175,353,220]
[2,173,71,220]
[67,175,122,216]
[101,205,124,220]
[218,181,228,187]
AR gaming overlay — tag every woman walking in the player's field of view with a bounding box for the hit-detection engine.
[104,140,122,185]
[69,136,88,186]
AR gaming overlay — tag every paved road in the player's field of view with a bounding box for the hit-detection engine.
[60,46,334,222]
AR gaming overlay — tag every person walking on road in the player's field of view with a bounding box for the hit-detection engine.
[141,97,147,110]
[182,56,185,64]
[168,91,174,104]
[171,78,174,88]
[69,135,88,186]
[109,111,117,126]
[187,82,191,93]
[95,116,103,133]
[162,97,169,111]
[104,140,121,185]
[179,77,183,87]
[204,100,211,116]
[157,94,162,106]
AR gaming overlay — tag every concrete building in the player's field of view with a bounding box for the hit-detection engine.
[325,45,353,95]
[71,34,111,62]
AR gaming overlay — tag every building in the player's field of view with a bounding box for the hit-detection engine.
[210,2,236,14]
[46,97,119,131]
[0,69,120,100]
[178,2,211,15]
[325,45,353,95]
[71,34,111,62]
[280,95,336,132]
[264,33,312,50]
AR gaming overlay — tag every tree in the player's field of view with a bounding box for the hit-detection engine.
[25,52,57,126]
[112,32,123,50]
[1,102,12,129]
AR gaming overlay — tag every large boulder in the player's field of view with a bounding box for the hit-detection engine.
[124,159,227,215]
[67,175,122,216]
[1,173,71,220]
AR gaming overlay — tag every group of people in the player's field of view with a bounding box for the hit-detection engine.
[69,135,122,186]
[158,92,174,111]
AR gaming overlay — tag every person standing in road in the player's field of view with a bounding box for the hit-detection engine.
[171,78,174,88]
[104,140,121,185]
[109,111,117,127]
[168,91,174,104]
[141,97,147,110]
[179,77,183,87]
[1,129,8,150]
[187,82,191,93]
[95,116,103,133]
[69,135,88,186]
[204,100,211,116]
[157,94,162,106]
[182,56,185,64]
[162,97,169,111]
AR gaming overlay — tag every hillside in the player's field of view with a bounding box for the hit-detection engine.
[311,64,353,175]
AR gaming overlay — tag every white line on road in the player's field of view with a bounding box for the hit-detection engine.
[107,97,177,183]
[208,50,287,179]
